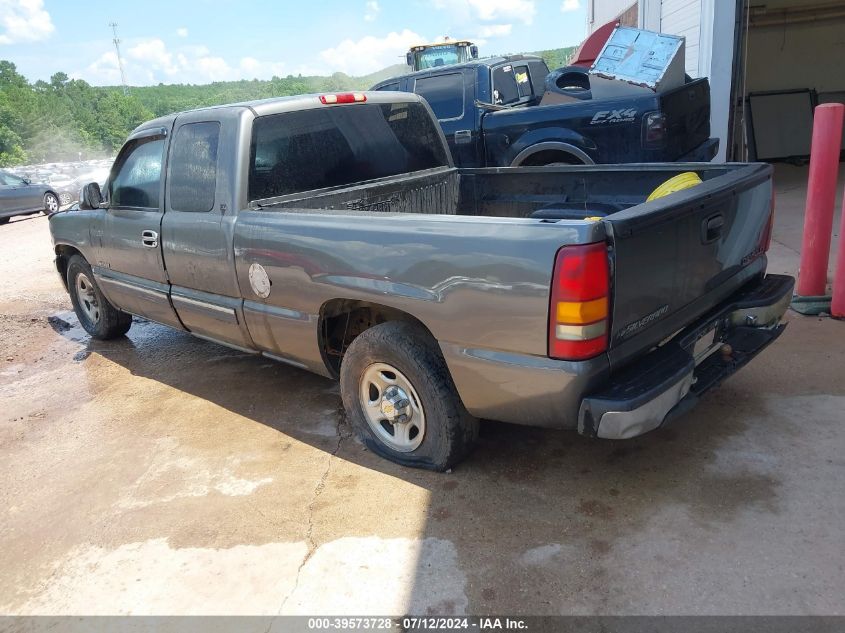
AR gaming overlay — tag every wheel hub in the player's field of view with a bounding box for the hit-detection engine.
[380,385,412,424]
[359,362,426,453]
[75,272,100,324]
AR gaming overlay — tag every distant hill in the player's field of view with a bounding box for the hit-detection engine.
[0,47,577,166]
[530,46,578,70]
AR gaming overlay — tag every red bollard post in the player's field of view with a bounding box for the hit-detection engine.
[832,183,845,317]
[797,103,844,297]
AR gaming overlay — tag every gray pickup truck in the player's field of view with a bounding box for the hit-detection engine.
[49,91,793,471]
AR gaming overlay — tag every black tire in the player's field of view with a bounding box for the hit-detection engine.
[66,255,132,339]
[0,217,9,225]
[340,321,479,471]
[43,192,59,215]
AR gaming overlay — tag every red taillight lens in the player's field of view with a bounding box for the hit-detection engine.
[549,242,610,361]
[319,93,367,104]
[553,242,609,302]
[642,111,666,147]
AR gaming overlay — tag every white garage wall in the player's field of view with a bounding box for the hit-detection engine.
[587,0,638,32]
[660,0,703,77]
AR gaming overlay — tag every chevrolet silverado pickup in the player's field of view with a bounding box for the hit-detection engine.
[371,56,718,168]
[49,91,792,471]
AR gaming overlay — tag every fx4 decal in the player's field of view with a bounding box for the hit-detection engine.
[590,108,638,125]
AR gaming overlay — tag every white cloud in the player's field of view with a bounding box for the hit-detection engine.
[180,44,210,57]
[176,27,188,37]
[364,0,380,22]
[239,56,261,75]
[83,51,121,84]
[467,0,535,25]
[561,0,581,12]
[476,24,512,38]
[319,29,424,75]
[77,39,288,86]
[128,38,179,76]
[239,56,285,80]
[194,56,232,81]
[0,0,54,45]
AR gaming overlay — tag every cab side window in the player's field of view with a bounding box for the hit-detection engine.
[492,64,532,105]
[109,137,165,209]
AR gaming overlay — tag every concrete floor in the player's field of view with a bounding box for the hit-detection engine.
[1,164,843,616]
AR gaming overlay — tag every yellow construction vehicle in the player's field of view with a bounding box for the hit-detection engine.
[406,37,479,71]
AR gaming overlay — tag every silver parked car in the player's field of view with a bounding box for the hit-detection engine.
[0,169,60,224]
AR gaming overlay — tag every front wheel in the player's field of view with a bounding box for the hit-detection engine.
[67,255,132,339]
[340,321,479,471]
[43,192,59,215]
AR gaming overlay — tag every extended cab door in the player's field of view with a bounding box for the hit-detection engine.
[160,109,255,350]
[94,127,183,328]
[412,69,481,167]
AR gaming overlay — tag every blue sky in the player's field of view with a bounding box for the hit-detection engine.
[1,0,587,85]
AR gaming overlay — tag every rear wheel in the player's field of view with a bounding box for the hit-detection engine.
[67,255,132,339]
[43,192,59,215]
[340,321,479,471]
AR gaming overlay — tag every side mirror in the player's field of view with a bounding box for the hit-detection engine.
[406,52,414,67]
[79,182,103,210]
[22,177,31,185]
[470,45,479,59]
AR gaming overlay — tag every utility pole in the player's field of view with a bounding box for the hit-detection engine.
[109,21,129,95]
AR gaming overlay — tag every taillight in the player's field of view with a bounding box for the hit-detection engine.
[762,190,775,252]
[319,93,367,104]
[549,242,610,360]
[642,111,666,147]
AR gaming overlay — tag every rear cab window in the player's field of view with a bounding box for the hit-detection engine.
[413,73,464,120]
[248,101,450,202]
[492,64,534,106]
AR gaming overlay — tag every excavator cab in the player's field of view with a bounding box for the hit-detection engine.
[406,39,479,72]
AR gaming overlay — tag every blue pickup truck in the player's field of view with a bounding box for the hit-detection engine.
[372,55,718,168]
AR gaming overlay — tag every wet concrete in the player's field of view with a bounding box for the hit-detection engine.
[1,178,844,614]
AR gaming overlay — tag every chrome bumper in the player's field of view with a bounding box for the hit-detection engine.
[579,274,794,440]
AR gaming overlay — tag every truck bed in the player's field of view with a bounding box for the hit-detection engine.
[259,162,747,220]
[254,161,774,371]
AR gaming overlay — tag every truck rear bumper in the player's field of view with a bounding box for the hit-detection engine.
[578,274,794,440]
[677,137,719,162]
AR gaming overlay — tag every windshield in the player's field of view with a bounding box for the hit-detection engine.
[414,45,468,70]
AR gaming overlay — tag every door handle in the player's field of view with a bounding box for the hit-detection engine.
[141,230,158,248]
[701,214,723,244]
[454,130,472,145]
